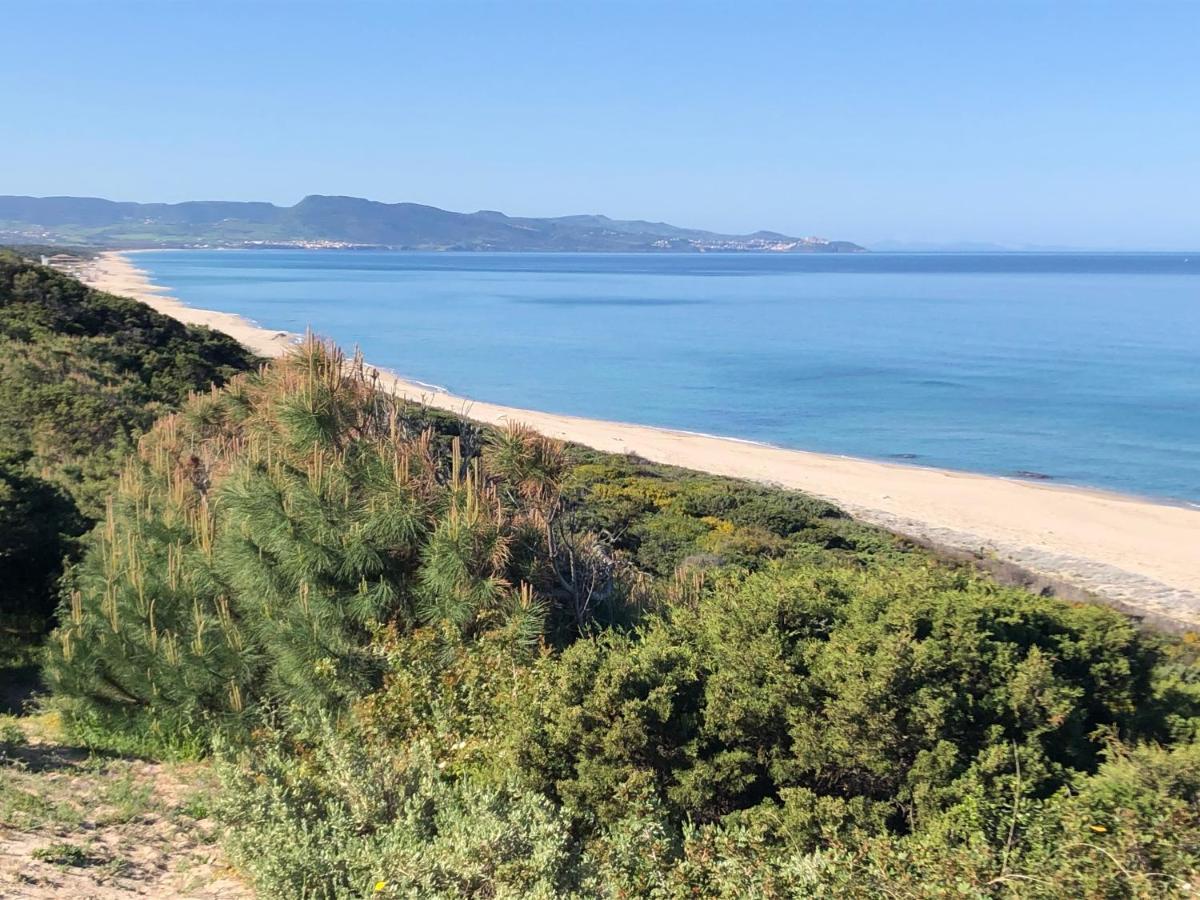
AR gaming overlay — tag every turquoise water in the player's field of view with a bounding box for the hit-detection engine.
[136,251,1200,503]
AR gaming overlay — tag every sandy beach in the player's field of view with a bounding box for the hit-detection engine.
[80,250,1200,629]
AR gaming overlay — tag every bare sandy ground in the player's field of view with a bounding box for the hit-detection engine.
[1,716,249,899]
[80,251,1200,628]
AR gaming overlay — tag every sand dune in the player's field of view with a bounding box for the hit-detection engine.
[81,251,1200,629]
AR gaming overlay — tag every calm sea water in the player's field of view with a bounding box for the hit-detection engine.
[135,251,1200,503]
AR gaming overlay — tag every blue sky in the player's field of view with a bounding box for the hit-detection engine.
[3,1,1198,248]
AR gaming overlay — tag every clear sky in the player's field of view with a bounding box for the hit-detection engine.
[3,1,1198,248]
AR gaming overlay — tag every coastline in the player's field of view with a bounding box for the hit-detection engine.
[81,250,1200,628]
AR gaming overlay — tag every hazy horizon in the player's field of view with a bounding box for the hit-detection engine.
[3,1,1198,250]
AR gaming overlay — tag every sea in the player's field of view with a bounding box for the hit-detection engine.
[134,250,1200,504]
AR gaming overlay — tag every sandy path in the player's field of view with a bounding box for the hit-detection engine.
[79,251,1200,628]
[0,727,249,899]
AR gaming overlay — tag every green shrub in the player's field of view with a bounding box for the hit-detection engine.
[30,841,93,867]
[220,726,581,899]
[511,560,1174,838]
[561,449,897,576]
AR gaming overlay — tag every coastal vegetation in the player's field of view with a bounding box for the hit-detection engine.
[0,248,255,647]
[43,334,1200,896]
[4,257,1199,895]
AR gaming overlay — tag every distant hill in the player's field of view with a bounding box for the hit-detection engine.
[0,194,864,253]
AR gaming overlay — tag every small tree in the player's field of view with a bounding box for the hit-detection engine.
[47,339,561,740]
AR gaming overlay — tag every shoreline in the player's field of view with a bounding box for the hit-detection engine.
[79,250,1200,629]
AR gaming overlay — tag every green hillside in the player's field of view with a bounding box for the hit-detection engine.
[0,194,865,252]
[0,248,257,640]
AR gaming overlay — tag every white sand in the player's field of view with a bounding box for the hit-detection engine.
[80,251,1200,628]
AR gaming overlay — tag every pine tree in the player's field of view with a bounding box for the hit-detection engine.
[47,338,560,738]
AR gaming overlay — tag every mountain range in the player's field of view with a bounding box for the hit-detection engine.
[0,194,863,253]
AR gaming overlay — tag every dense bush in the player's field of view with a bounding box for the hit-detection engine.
[512,562,1168,834]
[0,461,86,624]
[0,251,255,509]
[219,565,1200,897]
[206,539,1200,896]
[220,726,580,900]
